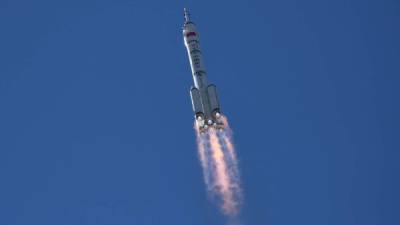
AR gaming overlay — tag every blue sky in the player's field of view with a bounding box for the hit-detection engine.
[1,0,399,224]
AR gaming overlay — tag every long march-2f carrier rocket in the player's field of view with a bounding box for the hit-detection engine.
[183,8,224,132]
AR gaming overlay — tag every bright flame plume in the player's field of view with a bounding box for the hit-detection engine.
[195,115,242,217]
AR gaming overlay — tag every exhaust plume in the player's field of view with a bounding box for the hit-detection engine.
[195,115,242,218]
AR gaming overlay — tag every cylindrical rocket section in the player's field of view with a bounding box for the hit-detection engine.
[190,87,203,115]
[183,22,208,90]
[183,9,224,131]
[206,84,220,114]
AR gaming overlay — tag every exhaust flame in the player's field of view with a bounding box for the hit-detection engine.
[195,115,242,218]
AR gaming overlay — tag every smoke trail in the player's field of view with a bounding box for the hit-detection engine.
[209,128,237,214]
[219,116,238,162]
[194,115,242,219]
[195,126,212,189]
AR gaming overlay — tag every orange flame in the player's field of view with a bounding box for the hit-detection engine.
[194,115,242,218]
[219,116,237,162]
[209,128,238,215]
[195,123,210,187]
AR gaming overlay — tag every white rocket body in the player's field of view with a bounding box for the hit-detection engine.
[182,9,223,132]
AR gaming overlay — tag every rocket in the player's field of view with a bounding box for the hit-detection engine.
[183,8,224,132]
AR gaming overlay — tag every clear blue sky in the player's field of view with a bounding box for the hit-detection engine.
[1,0,399,224]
